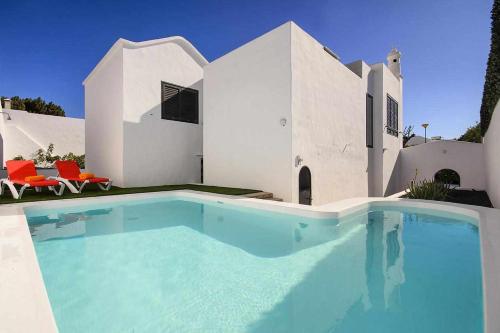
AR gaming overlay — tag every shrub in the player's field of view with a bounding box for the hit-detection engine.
[32,143,60,167]
[28,143,85,168]
[405,179,450,201]
[458,122,482,143]
[61,152,85,169]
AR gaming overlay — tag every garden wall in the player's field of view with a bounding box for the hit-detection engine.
[399,140,486,191]
[484,101,500,208]
[0,108,84,166]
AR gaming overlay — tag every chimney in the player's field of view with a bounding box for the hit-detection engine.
[3,98,11,110]
[387,48,402,78]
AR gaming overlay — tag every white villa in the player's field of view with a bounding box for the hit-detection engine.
[81,21,498,207]
[2,15,500,333]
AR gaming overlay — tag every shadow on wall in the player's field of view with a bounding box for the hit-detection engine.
[385,151,402,196]
[367,147,374,196]
[118,80,203,187]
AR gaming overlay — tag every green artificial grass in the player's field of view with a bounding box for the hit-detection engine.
[0,183,260,205]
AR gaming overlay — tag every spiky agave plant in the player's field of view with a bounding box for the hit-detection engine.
[405,169,450,201]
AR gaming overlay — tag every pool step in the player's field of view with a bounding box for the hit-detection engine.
[243,192,283,202]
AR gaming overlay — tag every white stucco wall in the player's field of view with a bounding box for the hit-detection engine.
[0,109,84,166]
[203,22,293,199]
[84,48,125,186]
[484,101,500,207]
[290,23,368,205]
[380,65,403,196]
[84,37,206,188]
[399,140,486,190]
[122,41,204,187]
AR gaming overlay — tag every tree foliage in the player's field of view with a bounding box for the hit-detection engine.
[458,122,482,143]
[480,0,500,135]
[403,125,415,147]
[1,96,65,117]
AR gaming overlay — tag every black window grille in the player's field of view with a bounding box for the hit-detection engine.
[386,95,398,136]
[366,94,374,147]
[161,81,199,124]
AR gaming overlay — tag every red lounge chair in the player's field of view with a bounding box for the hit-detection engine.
[0,160,65,199]
[52,160,112,193]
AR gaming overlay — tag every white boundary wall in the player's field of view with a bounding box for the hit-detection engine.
[399,140,486,190]
[0,109,84,166]
[484,101,500,207]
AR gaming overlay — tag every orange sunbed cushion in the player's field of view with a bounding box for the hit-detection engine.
[24,175,46,182]
[79,173,95,180]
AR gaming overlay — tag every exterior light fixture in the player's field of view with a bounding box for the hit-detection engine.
[280,118,287,127]
[295,155,303,167]
[421,123,429,143]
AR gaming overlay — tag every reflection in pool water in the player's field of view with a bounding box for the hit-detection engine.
[26,198,483,333]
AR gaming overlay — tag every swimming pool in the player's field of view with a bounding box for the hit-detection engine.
[25,196,483,333]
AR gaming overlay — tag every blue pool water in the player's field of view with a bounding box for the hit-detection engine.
[25,197,483,333]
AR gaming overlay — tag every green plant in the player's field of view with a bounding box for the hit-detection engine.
[405,179,450,201]
[480,0,500,135]
[29,143,85,168]
[458,122,482,143]
[62,152,85,169]
[403,125,415,147]
[405,169,450,201]
[31,143,60,167]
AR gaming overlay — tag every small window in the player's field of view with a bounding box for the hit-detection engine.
[386,95,398,136]
[161,81,199,124]
[366,94,374,147]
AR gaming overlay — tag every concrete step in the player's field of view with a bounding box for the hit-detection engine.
[243,192,274,199]
[266,197,283,202]
[242,192,283,202]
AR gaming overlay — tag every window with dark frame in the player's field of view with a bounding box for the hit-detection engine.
[161,81,199,124]
[386,95,399,136]
[366,94,374,147]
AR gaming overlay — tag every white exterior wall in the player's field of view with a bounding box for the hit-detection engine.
[399,140,486,190]
[367,64,403,196]
[122,42,204,187]
[203,23,293,200]
[484,101,500,207]
[0,109,84,166]
[85,49,124,186]
[380,66,403,196]
[290,23,368,205]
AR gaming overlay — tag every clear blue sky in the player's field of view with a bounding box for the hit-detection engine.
[0,0,492,138]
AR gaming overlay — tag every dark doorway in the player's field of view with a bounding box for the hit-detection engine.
[299,166,312,205]
[434,169,460,186]
[200,157,203,184]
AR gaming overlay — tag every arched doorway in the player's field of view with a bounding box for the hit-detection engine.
[434,169,460,186]
[299,166,312,205]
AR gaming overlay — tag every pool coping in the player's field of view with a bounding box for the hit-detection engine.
[0,190,498,333]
